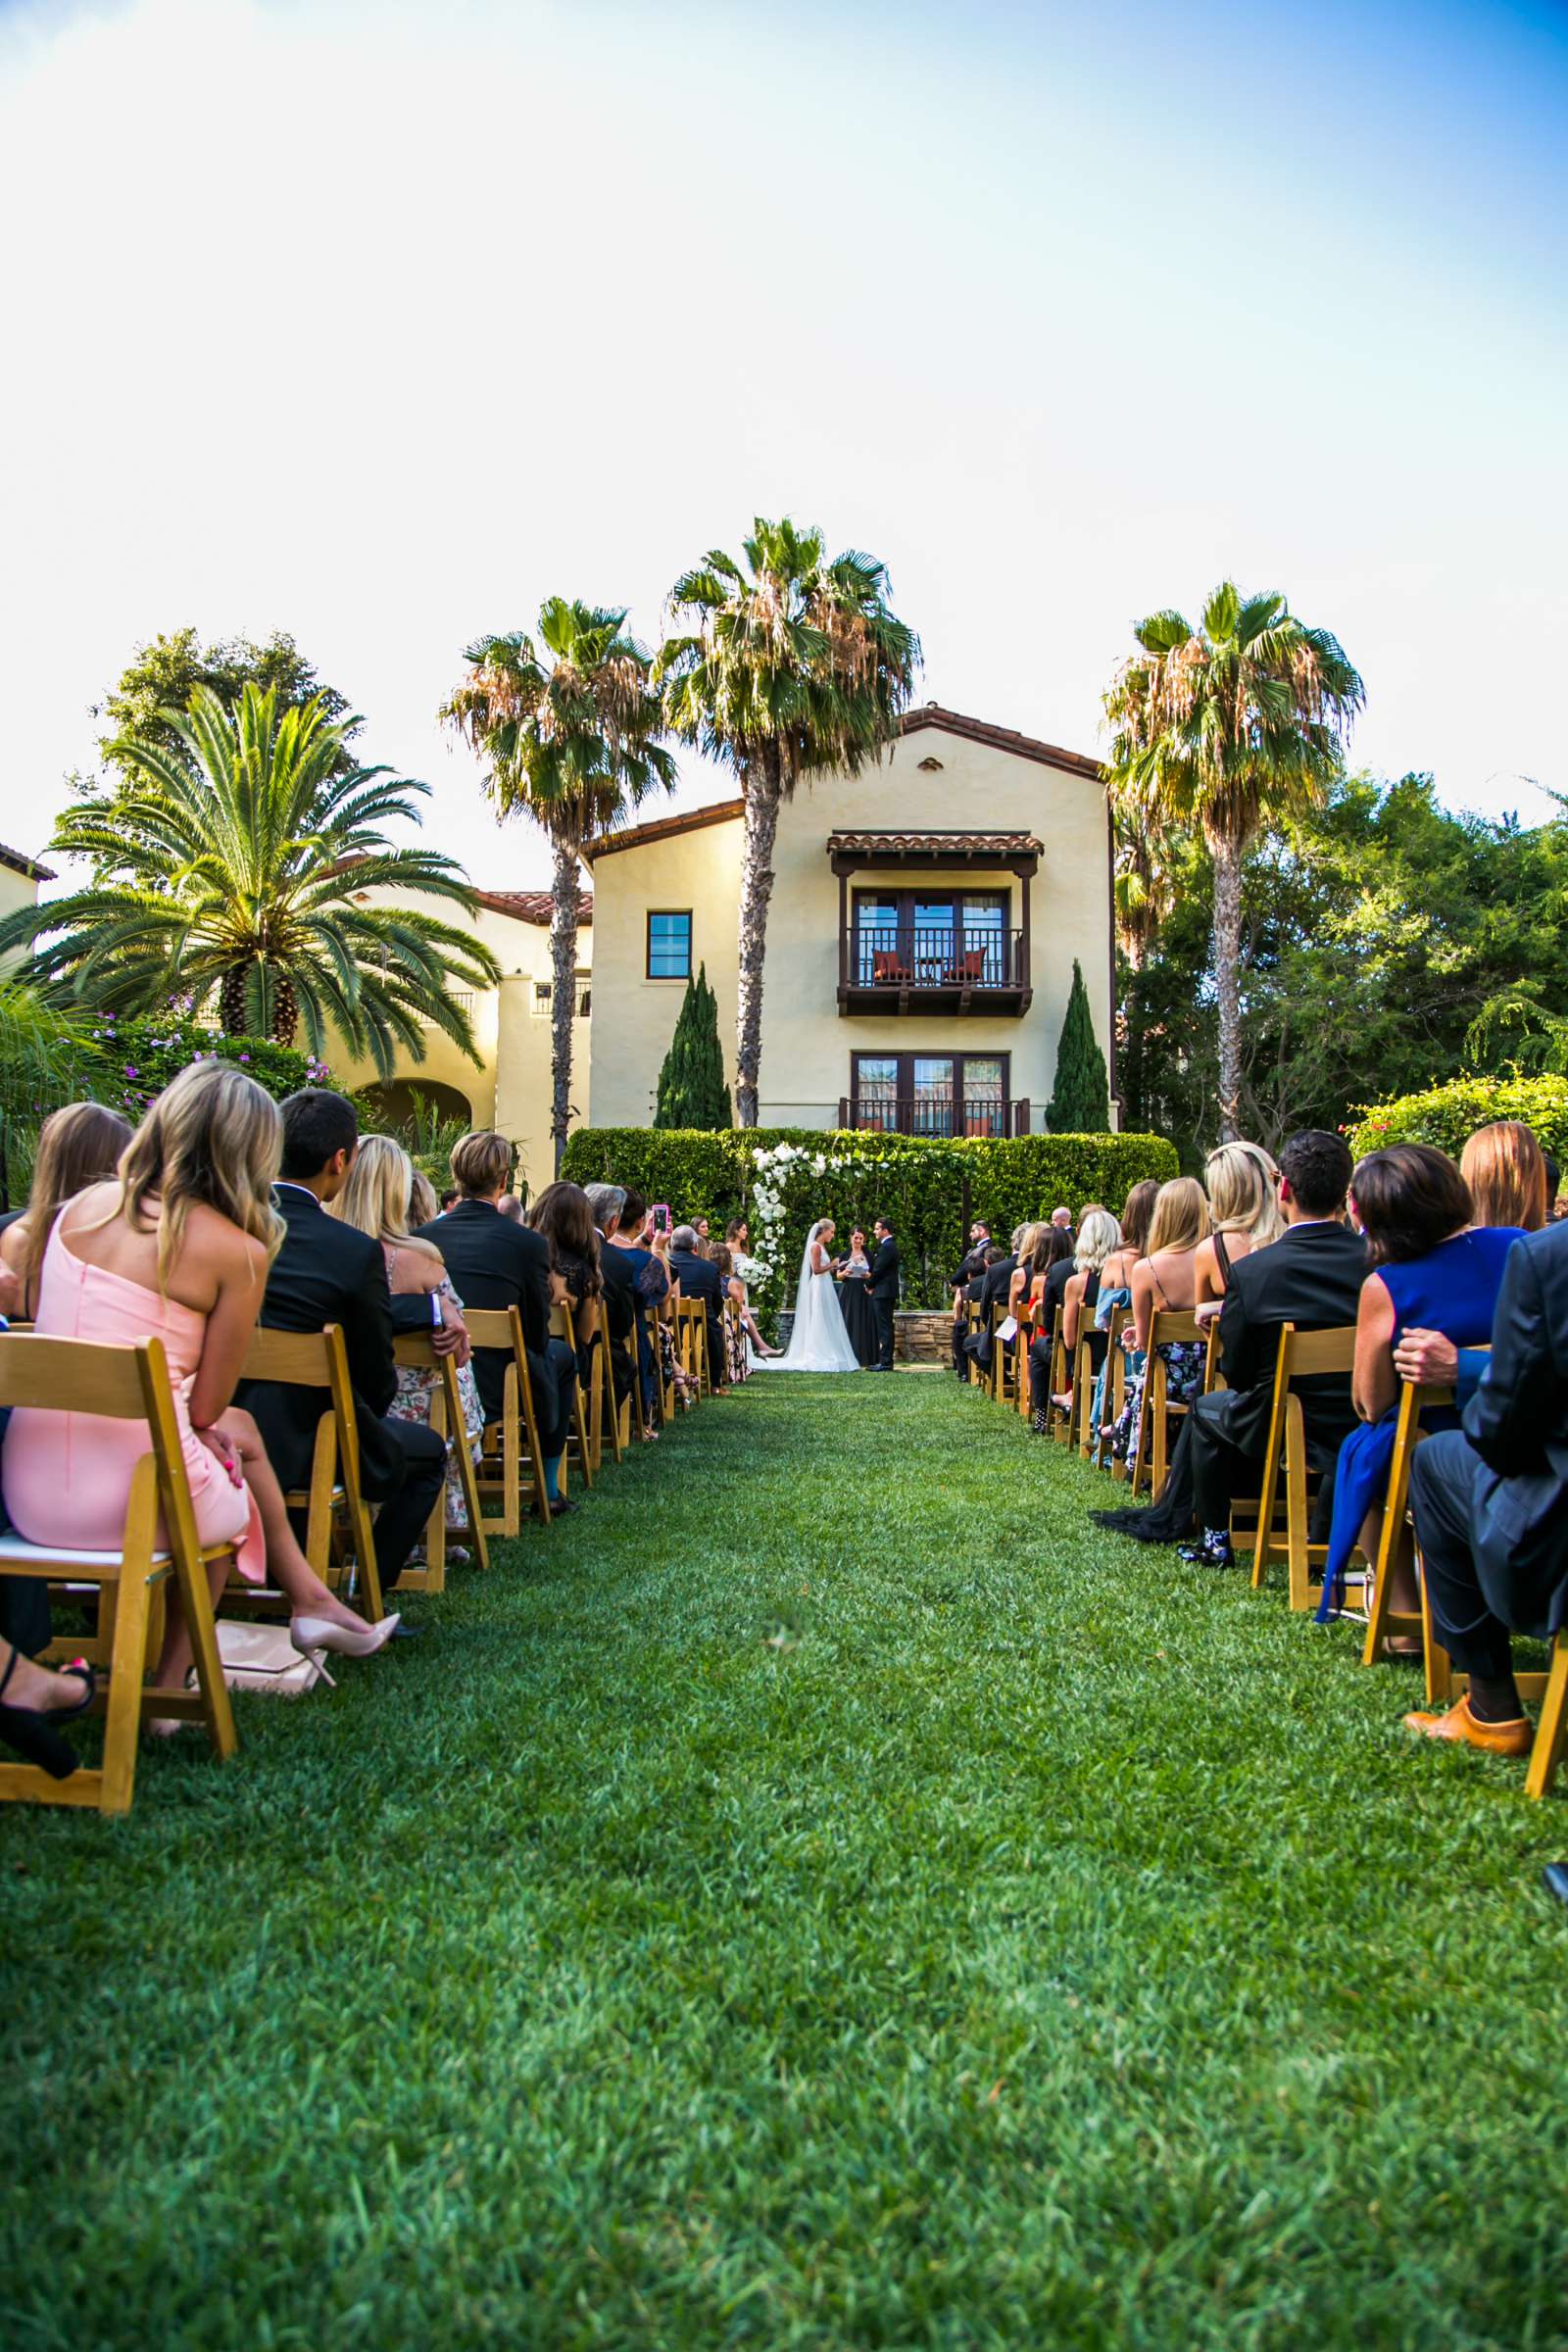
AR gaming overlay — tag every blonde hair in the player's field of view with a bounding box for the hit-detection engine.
[108,1061,282,1290]
[408,1169,439,1229]
[16,1100,133,1309]
[332,1134,416,1244]
[1203,1141,1284,1247]
[1145,1176,1210,1258]
[452,1129,513,1198]
[1460,1120,1547,1233]
[1074,1207,1122,1273]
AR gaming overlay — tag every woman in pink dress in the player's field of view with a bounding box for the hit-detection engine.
[2,1061,398,1707]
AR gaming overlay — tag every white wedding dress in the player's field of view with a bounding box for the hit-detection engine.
[755,1222,861,1373]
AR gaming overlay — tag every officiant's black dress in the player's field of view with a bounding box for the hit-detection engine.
[836,1259,877,1367]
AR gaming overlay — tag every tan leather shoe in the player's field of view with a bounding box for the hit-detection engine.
[1403,1695,1532,1757]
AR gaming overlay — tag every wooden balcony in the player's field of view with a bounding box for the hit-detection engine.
[837,927,1031,1016]
[838,1093,1031,1139]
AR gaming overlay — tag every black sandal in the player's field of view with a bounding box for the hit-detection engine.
[0,1647,95,1780]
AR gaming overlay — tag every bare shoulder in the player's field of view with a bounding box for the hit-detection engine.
[189,1200,266,1278]
[399,1234,446,1266]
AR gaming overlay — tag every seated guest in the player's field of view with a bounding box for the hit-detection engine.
[415,1132,580,1514]
[949,1220,993,1376]
[439,1187,460,1214]
[528,1179,604,1386]
[961,1242,1011,1372]
[1318,1143,1521,1635]
[3,1066,400,1706]
[1020,1225,1073,1426]
[1404,1216,1568,1755]
[243,1088,450,1597]
[585,1182,638,1396]
[498,1192,525,1224]
[1105,1177,1210,1461]
[1088,1180,1159,1441]
[1545,1153,1563,1224]
[331,1136,484,1536]
[0,1100,133,1651]
[1027,1224,1077,1328]
[669,1224,728,1393]
[603,1188,672,1428]
[1460,1119,1547,1234]
[1177,1129,1367,1569]
[1193,1141,1283,1320]
[409,1169,440,1228]
[0,1633,98,1777]
[708,1243,751,1386]
[1043,1207,1121,1431]
[0,1102,133,1319]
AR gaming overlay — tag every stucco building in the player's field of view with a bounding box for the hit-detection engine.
[582,706,1113,1136]
[0,841,55,958]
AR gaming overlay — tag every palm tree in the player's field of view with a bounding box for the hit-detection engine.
[0,684,499,1078]
[1103,583,1362,1141]
[656,517,920,1127]
[444,599,675,1174]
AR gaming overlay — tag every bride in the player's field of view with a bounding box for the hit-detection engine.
[755,1218,861,1373]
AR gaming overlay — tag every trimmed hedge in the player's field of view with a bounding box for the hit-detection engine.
[1346,1074,1568,1163]
[562,1126,1178,1310]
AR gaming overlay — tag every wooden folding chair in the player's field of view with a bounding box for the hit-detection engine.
[963,1298,985,1387]
[1092,1305,1130,1470]
[0,1334,238,1814]
[238,1324,384,1621]
[1128,1309,1203,1500]
[596,1299,625,1466]
[1049,1307,1073,1445]
[675,1298,709,1398]
[389,1332,490,1590]
[550,1300,594,1491]
[1421,1583,1567,1796]
[1359,1376,1446,1665]
[1012,1301,1035,1422]
[1252,1324,1363,1613]
[1069,1323,1101,1454]
[466,1306,551,1537]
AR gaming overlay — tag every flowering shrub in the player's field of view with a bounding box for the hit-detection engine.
[84,1014,337,1118]
[1346,1073,1568,1163]
[563,1125,1178,1311]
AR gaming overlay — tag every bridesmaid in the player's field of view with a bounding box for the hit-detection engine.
[2,1061,399,1709]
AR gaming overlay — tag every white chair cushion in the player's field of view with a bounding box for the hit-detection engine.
[0,1532,171,1568]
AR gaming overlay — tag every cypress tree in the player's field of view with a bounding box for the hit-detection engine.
[654,963,733,1129]
[1047,958,1111,1133]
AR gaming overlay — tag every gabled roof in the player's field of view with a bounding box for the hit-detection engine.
[583,800,745,860]
[826,828,1042,858]
[0,841,56,883]
[901,704,1102,780]
[472,888,593,926]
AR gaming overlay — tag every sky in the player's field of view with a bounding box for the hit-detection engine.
[0,0,1564,895]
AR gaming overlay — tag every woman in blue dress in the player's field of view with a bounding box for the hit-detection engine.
[1318,1144,1524,1632]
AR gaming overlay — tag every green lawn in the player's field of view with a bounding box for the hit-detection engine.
[4,1371,1568,2349]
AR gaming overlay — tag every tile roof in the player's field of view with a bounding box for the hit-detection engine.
[900,704,1102,779]
[472,888,592,925]
[583,800,745,859]
[826,828,1043,858]
[0,841,56,882]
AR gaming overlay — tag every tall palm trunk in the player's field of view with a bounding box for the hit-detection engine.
[549,837,582,1176]
[734,753,782,1129]
[1209,830,1244,1143]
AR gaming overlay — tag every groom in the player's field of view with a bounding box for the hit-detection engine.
[866,1217,901,1370]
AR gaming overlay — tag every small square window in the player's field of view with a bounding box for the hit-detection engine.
[647,909,692,980]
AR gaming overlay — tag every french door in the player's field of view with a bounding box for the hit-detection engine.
[850,1052,1011,1138]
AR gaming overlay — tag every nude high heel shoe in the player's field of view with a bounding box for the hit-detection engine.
[290,1612,401,1659]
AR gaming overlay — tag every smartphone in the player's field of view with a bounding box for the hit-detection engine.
[653,1202,671,1237]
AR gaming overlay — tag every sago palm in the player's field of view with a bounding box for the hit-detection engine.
[0,684,499,1078]
[444,599,675,1174]
[656,517,920,1127]
[1103,583,1362,1141]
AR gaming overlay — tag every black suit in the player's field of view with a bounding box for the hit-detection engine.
[239,1184,445,1592]
[1188,1217,1368,1531]
[1411,1221,1568,1681]
[950,1241,992,1372]
[596,1234,638,1400]
[670,1250,726,1387]
[414,1200,575,1454]
[866,1234,901,1369]
[967,1253,1016,1373]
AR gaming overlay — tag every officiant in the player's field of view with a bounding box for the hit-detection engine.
[833,1228,877,1367]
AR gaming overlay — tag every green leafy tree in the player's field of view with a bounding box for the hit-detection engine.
[657,517,920,1127]
[444,599,675,1175]
[0,684,497,1077]
[1104,582,1363,1140]
[1047,958,1110,1132]
[654,964,732,1130]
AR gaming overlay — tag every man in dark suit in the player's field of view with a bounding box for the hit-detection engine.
[949,1220,991,1375]
[1403,1220,1568,1755]
[585,1182,637,1400]
[866,1217,901,1369]
[414,1132,580,1512]
[966,1230,1019,1375]
[1179,1130,1367,1569]
[669,1225,727,1392]
[241,1090,451,1598]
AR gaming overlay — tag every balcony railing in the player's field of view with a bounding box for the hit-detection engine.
[838,927,1030,1014]
[839,1093,1031,1140]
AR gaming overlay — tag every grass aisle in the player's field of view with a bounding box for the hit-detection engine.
[4,1371,1568,2348]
